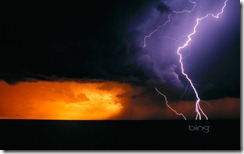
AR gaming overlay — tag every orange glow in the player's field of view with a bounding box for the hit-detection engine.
[0,81,126,120]
[0,81,240,120]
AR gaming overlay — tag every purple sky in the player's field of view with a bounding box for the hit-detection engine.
[129,0,239,100]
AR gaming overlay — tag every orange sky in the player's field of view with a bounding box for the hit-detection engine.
[0,81,127,120]
[0,80,240,120]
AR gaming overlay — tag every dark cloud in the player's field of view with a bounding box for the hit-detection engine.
[0,0,240,103]
[0,1,152,85]
[155,1,171,13]
[112,84,240,120]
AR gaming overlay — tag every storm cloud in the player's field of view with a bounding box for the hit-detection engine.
[0,0,240,101]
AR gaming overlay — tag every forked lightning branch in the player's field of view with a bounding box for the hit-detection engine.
[143,0,229,120]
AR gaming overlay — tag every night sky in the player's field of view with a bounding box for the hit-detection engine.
[0,0,240,119]
[0,1,149,82]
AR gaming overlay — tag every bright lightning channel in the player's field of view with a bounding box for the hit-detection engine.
[177,0,228,120]
[147,0,228,120]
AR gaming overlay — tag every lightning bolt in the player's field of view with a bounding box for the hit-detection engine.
[172,0,196,14]
[143,0,196,48]
[143,14,171,48]
[144,0,228,120]
[155,87,187,120]
[177,0,228,120]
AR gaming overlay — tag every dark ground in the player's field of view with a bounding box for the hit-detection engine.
[0,120,240,150]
